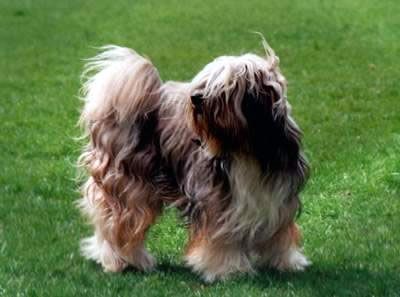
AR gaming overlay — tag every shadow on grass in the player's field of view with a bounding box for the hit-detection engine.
[124,262,198,282]
[250,265,400,296]
[122,262,400,296]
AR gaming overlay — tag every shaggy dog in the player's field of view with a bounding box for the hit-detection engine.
[78,41,310,282]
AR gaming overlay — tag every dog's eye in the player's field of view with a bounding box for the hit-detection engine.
[191,138,202,146]
[190,94,204,114]
[191,94,203,107]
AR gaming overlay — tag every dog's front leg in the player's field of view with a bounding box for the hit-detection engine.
[255,222,310,272]
[185,231,254,282]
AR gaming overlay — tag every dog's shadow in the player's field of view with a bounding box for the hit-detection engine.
[122,262,399,295]
[249,266,399,296]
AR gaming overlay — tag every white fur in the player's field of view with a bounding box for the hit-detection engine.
[286,248,311,271]
[273,247,311,271]
[215,155,291,242]
[80,45,161,125]
[185,243,254,283]
[81,234,128,272]
[81,234,156,272]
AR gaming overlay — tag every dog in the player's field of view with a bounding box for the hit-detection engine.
[77,41,310,282]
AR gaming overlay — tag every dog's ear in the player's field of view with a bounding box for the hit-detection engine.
[191,94,204,113]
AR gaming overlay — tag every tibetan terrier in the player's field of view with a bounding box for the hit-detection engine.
[78,41,310,282]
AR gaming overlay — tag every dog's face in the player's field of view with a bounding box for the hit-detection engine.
[188,53,301,168]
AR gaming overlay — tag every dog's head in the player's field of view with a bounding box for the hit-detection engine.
[188,47,305,173]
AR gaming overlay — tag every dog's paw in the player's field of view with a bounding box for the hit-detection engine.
[131,248,157,272]
[80,236,128,272]
[273,248,311,272]
[100,240,129,273]
[286,249,311,271]
[186,246,254,283]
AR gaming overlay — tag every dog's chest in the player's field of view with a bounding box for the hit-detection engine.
[220,156,288,240]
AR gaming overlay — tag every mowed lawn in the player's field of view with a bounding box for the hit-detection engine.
[1,0,399,296]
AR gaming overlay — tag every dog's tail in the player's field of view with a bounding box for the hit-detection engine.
[78,46,162,230]
[80,45,162,127]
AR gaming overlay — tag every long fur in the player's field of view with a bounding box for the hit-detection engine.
[78,44,310,281]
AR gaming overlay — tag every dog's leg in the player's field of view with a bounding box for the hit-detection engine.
[80,178,160,272]
[185,231,254,282]
[81,233,157,272]
[78,45,164,273]
[255,223,310,271]
[80,212,159,273]
[81,224,158,273]
[81,231,128,272]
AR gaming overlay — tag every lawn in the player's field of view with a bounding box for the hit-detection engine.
[0,0,399,296]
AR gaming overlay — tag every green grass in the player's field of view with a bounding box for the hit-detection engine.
[1,0,399,296]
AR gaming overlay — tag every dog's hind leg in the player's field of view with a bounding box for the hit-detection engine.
[77,45,164,272]
[79,177,162,272]
[80,231,128,272]
[81,231,157,273]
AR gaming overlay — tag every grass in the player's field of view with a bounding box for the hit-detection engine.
[1,0,399,296]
